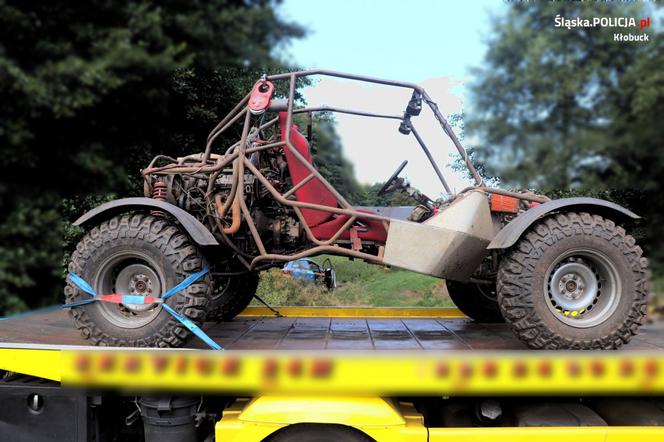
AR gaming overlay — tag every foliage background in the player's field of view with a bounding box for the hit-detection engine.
[0,1,662,314]
[459,1,663,302]
[0,0,306,313]
[464,1,663,271]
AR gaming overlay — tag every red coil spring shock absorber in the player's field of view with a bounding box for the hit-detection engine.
[150,181,168,216]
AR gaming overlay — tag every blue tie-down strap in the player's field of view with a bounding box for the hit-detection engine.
[161,303,221,350]
[0,267,221,351]
[65,267,220,350]
[66,272,98,297]
[160,267,210,300]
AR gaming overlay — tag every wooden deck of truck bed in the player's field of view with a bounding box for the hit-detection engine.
[1,308,663,351]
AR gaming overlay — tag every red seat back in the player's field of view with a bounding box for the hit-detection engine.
[279,112,337,227]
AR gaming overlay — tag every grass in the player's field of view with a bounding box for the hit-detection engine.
[253,256,664,309]
[253,255,454,307]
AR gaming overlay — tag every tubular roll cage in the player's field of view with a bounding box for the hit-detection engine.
[143,70,547,270]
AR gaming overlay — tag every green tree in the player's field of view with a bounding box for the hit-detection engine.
[603,26,664,266]
[466,1,663,268]
[468,2,652,187]
[0,0,304,314]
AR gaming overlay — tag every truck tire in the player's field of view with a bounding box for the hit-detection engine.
[497,212,648,349]
[267,424,373,442]
[446,280,503,323]
[206,272,260,322]
[65,213,213,347]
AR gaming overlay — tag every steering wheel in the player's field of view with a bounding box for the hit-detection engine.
[378,160,408,196]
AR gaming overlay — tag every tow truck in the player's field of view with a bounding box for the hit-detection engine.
[1,70,659,442]
[1,306,663,441]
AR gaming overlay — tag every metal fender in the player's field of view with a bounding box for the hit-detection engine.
[487,197,639,250]
[73,197,218,246]
[216,396,427,442]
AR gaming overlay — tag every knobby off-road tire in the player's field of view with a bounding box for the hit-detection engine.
[206,272,260,322]
[497,212,649,350]
[446,280,503,323]
[65,214,213,347]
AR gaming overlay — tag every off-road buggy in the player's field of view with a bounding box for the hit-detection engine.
[67,70,649,350]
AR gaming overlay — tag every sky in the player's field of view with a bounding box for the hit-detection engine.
[278,0,505,197]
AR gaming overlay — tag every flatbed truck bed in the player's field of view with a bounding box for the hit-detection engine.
[2,307,664,442]
[2,307,664,351]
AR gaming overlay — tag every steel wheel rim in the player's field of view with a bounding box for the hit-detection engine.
[93,251,165,329]
[211,278,231,301]
[543,248,621,328]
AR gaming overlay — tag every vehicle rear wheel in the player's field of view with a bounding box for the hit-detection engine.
[497,212,649,349]
[206,271,260,322]
[446,280,503,323]
[65,213,213,347]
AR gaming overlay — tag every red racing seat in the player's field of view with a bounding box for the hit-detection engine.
[310,210,388,243]
[279,113,387,243]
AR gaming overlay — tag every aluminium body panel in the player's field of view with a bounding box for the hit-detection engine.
[382,191,494,280]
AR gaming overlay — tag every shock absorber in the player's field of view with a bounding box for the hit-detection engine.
[150,181,168,216]
[151,181,168,201]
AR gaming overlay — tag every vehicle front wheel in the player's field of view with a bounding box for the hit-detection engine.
[497,212,649,349]
[65,214,213,347]
[446,280,503,323]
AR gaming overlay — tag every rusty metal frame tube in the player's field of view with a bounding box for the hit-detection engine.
[159,69,501,268]
[293,206,358,246]
[214,194,241,234]
[266,69,424,92]
[144,150,237,175]
[421,90,483,185]
[241,151,387,248]
[268,69,482,187]
[410,124,452,195]
[212,111,253,219]
[205,108,248,157]
[240,158,385,262]
[217,157,239,218]
[284,74,354,210]
[294,106,403,121]
[146,154,177,170]
[240,196,267,255]
[243,158,389,222]
[283,173,314,198]
[233,111,252,219]
[204,92,251,160]
[207,92,251,142]
[241,157,389,256]
[250,245,383,269]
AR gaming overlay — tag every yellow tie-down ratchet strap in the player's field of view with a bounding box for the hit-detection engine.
[1,346,663,395]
